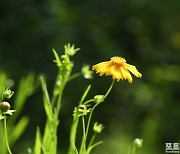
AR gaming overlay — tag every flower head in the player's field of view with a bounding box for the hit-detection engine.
[3,87,14,99]
[81,64,93,79]
[73,105,91,117]
[92,56,142,83]
[0,102,11,112]
[93,122,104,133]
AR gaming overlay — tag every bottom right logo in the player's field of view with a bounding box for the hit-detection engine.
[166,143,180,153]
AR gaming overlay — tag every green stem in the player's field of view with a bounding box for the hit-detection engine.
[85,80,115,140]
[51,95,57,107]
[85,103,98,140]
[83,99,94,105]
[4,117,12,154]
[80,116,86,153]
[88,133,96,148]
[104,80,115,99]
[68,116,79,154]
[68,72,82,82]
[56,87,64,117]
[128,145,136,154]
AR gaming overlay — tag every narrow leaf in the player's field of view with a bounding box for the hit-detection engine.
[34,127,42,154]
[79,85,91,105]
[53,49,61,67]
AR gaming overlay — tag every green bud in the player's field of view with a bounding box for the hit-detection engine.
[93,122,104,133]
[0,102,11,112]
[133,138,143,148]
[60,55,66,61]
[81,65,93,79]
[94,95,104,104]
[3,87,14,99]
[65,43,80,56]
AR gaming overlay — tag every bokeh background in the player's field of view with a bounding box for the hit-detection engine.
[0,0,180,153]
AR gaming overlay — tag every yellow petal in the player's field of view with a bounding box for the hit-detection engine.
[120,67,133,83]
[110,65,122,81]
[124,63,142,78]
[92,62,111,76]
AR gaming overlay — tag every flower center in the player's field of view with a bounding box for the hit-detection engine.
[110,56,126,65]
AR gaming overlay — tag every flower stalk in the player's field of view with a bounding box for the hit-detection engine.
[4,117,12,154]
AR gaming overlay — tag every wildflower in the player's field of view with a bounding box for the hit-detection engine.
[93,122,104,133]
[92,56,142,83]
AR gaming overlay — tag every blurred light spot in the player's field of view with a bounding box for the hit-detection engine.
[170,31,180,49]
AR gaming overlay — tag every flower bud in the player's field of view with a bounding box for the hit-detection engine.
[93,122,104,133]
[133,138,143,148]
[94,95,104,104]
[60,55,66,61]
[65,43,80,56]
[3,87,14,99]
[0,102,11,112]
[81,65,93,79]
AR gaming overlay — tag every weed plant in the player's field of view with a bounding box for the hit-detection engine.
[0,44,143,154]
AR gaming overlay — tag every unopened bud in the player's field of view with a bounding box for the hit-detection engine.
[60,55,66,61]
[3,87,14,99]
[81,65,93,79]
[93,122,104,133]
[133,138,143,148]
[0,102,11,112]
[94,95,104,104]
[65,43,80,56]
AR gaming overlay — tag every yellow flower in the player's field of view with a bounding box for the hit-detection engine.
[92,56,142,83]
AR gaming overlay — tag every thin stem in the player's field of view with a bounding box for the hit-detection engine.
[82,116,86,141]
[80,116,86,153]
[51,95,57,107]
[128,145,136,154]
[4,117,12,154]
[68,116,79,154]
[85,80,115,141]
[85,103,98,139]
[68,72,82,82]
[104,80,115,99]
[88,133,96,148]
[56,81,66,118]
[83,99,94,105]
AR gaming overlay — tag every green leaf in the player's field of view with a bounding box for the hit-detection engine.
[34,127,42,154]
[40,76,54,121]
[79,85,91,105]
[10,116,29,145]
[68,116,79,154]
[53,49,61,67]
[14,73,37,120]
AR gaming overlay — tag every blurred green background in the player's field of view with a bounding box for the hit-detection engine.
[0,0,180,153]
